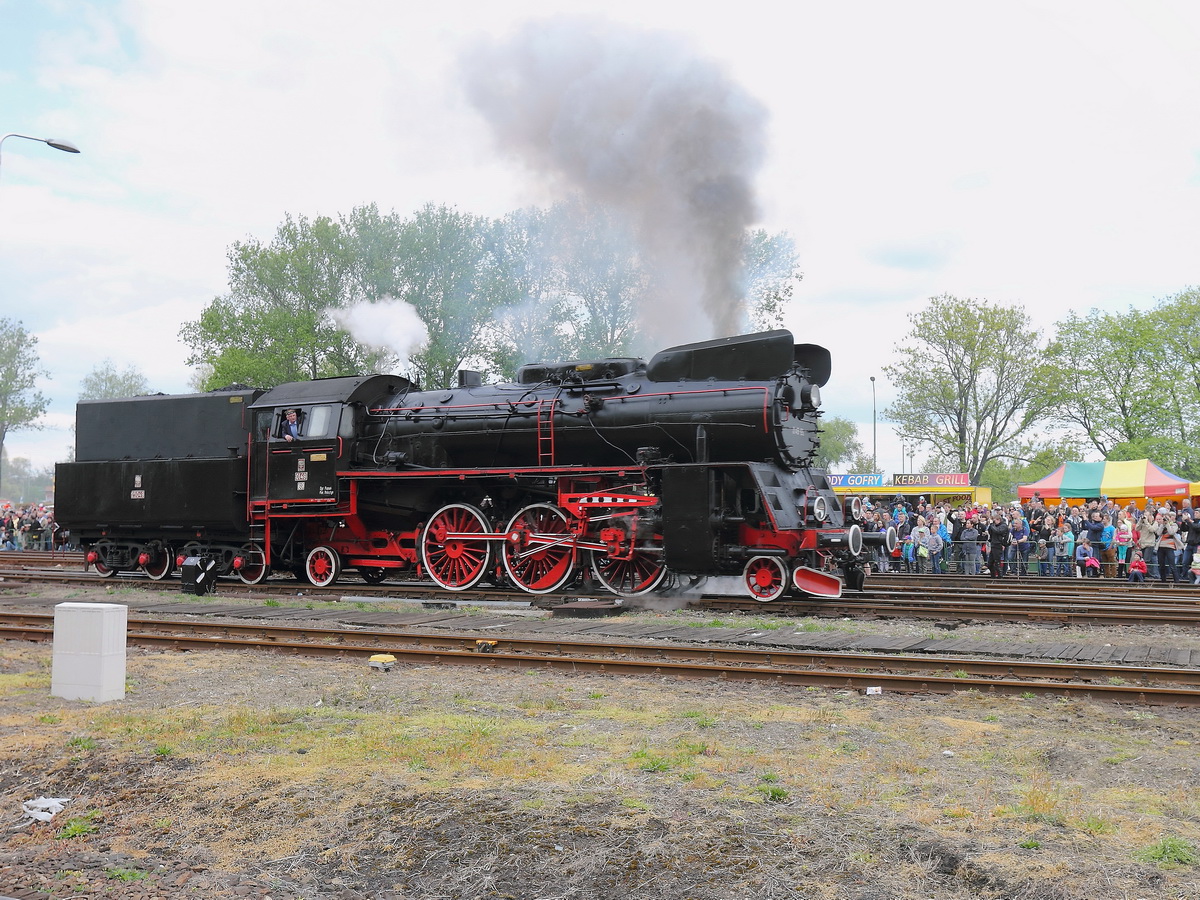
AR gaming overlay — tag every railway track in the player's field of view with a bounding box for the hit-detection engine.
[4,555,1200,628]
[3,610,1199,706]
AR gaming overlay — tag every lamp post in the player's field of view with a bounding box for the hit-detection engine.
[0,133,81,185]
[869,376,877,472]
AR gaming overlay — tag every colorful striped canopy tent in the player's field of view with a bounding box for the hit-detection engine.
[1017,459,1192,502]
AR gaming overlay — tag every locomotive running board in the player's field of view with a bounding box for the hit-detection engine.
[791,566,843,599]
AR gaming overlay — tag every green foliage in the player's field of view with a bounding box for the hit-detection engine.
[1135,835,1198,867]
[977,438,1084,502]
[182,199,801,393]
[79,360,150,401]
[0,448,54,504]
[1048,287,1200,478]
[0,318,49,488]
[180,209,391,389]
[884,296,1055,483]
[742,228,801,332]
[391,204,504,390]
[814,415,864,470]
[631,749,672,772]
[757,785,790,802]
[106,866,148,882]
[56,810,100,839]
[67,735,97,750]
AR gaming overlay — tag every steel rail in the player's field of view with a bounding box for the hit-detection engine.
[4,617,1199,705]
[5,560,1200,627]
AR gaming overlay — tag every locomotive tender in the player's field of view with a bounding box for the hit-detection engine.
[56,330,892,600]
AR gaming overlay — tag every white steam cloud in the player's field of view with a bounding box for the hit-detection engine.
[331,299,429,373]
[461,17,768,347]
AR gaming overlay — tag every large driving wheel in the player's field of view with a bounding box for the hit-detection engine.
[143,544,174,581]
[502,503,577,594]
[236,544,269,585]
[743,556,788,602]
[590,548,667,596]
[420,504,493,591]
[305,545,342,587]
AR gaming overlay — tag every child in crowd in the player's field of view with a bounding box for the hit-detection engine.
[1034,539,1050,576]
[1127,550,1148,583]
[902,535,915,573]
[1190,550,1200,585]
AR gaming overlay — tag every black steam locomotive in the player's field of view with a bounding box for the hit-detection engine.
[55,330,892,599]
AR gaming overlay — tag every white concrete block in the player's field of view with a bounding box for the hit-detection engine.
[51,603,127,702]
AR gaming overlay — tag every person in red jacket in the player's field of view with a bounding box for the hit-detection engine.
[1127,550,1148,583]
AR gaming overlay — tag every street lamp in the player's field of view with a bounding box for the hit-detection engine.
[869,376,877,472]
[0,133,81,184]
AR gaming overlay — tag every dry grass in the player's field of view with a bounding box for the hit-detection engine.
[3,629,1200,898]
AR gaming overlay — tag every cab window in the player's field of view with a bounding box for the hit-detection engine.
[306,405,333,437]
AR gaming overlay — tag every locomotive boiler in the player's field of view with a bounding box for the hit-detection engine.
[55,330,892,599]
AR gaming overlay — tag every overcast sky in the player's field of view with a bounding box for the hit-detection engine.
[2,0,1198,479]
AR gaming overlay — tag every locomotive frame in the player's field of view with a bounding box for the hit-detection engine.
[56,330,895,600]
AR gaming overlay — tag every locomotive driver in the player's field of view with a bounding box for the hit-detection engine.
[283,409,301,441]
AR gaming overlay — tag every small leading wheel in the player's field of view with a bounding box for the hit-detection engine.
[359,567,388,585]
[93,559,120,578]
[420,504,493,591]
[590,548,667,596]
[236,544,269,585]
[305,545,342,587]
[143,544,174,581]
[502,503,577,594]
[743,556,788,602]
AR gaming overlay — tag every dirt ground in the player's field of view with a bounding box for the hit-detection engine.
[1,584,1199,900]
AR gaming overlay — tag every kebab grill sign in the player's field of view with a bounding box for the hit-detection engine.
[892,473,970,488]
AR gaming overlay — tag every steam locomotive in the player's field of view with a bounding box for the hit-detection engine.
[55,330,892,600]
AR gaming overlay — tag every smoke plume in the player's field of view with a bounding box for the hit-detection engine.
[461,18,768,346]
[331,299,429,373]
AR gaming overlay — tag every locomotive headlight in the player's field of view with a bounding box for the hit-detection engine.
[800,382,821,409]
[812,495,828,522]
[847,496,863,521]
[848,524,863,556]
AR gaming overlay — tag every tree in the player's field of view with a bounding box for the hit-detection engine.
[883,295,1055,484]
[183,198,805,394]
[813,415,863,470]
[1047,287,1200,479]
[976,437,1085,502]
[1145,286,1200,478]
[79,360,151,401]
[180,210,391,389]
[0,449,53,504]
[0,318,49,493]
[479,205,582,378]
[1047,307,1165,458]
[742,229,801,332]
[390,204,504,390]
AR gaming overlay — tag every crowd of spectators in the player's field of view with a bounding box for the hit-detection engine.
[0,502,66,551]
[860,492,1200,584]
